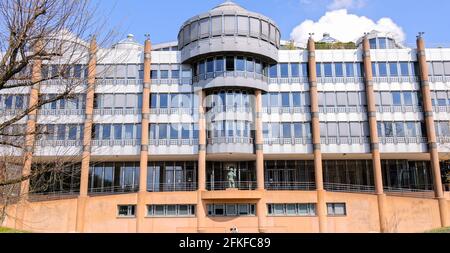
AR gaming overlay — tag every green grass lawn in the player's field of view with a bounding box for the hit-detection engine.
[0,227,28,233]
[425,227,450,233]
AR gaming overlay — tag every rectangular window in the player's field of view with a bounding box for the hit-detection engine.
[269,64,278,78]
[226,57,235,71]
[433,62,444,76]
[378,63,388,76]
[236,57,245,71]
[345,63,354,77]
[301,63,308,77]
[280,64,289,78]
[291,63,299,77]
[57,125,66,140]
[324,63,333,77]
[403,92,413,106]
[389,63,399,76]
[118,205,135,217]
[158,124,167,139]
[395,122,405,137]
[339,123,349,138]
[327,203,346,216]
[68,125,77,140]
[400,62,409,76]
[327,123,338,137]
[246,58,254,72]
[215,57,224,72]
[159,94,168,109]
[282,123,291,139]
[350,122,361,137]
[125,124,134,139]
[292,92,301,107]
[281,93,290,107]
[270,93,279,107]
[335,63,343,77]
[113,124,122,140]
[392,92,402,106]
[294,123,302,138]
[372,63,377,77]
[150,70,158,79]
[384,122,394,137]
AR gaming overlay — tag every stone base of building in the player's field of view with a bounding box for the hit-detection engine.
[2,191,450,233]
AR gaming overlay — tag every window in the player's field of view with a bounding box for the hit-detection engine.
[369,39,377,49]
[160,94,168,109]
[378,63,387,76]
[345,63,354,77]
[433,62,444,76]
[291,63,299,77]
[246,58,254,72]
[281,93,290,107]
[292,92,301,107]
[206,58,214,73]
[384,122,394,137]
[389,63,398,76]
[397,62,409,77]
[403,92,413,106]
[236,57,245,71]
[350,123,361,137]
[215,57,224,72]
[392,92,402,106]
[335,63,343,77]
[125,124,134,139]
[293,123,302,138]
[280,64,289,78]
[57,125,66,140]
[395,122,405,137]
[158,124,167,139]
[327,203,346,216]
[282,123,291,138]
[226,57,234,71]
[378,38,387,49]
[113,124,122,140]
[267,203,316,216]
[324,63,332,77]
[301,63,308,77]
[150,70,158,79]
[269,64,278,78]
[68,125,77,140]
[118,205,135,217]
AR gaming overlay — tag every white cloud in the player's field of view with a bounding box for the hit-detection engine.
[327,0,366,10]
[290,9,405,46]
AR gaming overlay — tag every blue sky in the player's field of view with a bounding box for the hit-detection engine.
[94,0,450,46]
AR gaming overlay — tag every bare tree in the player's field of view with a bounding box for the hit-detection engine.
[0,0,117,226]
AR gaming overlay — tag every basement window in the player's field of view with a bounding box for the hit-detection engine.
[117,205,136,217]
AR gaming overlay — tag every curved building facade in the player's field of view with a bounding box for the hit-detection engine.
[2,1,450,233]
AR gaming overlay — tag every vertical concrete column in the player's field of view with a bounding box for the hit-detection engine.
[16,42,43,230]
[307,37,327,233]
[416,35,449,227]
[197,90,207,232]
[75,36,97,233]
[136,38,152,233]
[362,36,388,232]
[255,90,267,232]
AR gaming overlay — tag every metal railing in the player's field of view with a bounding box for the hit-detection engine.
[384,187,435,199]
[206,181,257,191]
[88,185,139,196]
[149,139,199,146]
[207,137,253,145]
[93,108,140,115]
[429,76,450,83]
[264,138,312,145]
[320,137,370,145]
[149,108,194,115]
[206,106,253,114]
[319,106,367,114]
[433,106,450,113]
[0,109,27,116]
[379,137,428,144]
[95,79,143,86]
[265,182,316,191]
[29,191,80,202]
[324,183,375,193]
[151,78,192,86]
[269,77,310,84]
[373,76,419,83]
[263,107,310,114]
[317,77,365,84]
[193,71,268,83]
[376,105,423,113]
[437,137,450,144]
[35,140,82,147]
[91,139,139,147]
[38,109,85,116]
[147,183,198,192]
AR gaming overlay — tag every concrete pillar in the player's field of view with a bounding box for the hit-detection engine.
[197,90,207,233]
[362,36,388,232]
[136,38,152,233]
[416,35,449,227]
[75,36,97,233]
[16,42,43,230]
[307,37,327,233]
[254,90,267,232]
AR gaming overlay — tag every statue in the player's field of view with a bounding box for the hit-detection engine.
[227,166,237,189]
